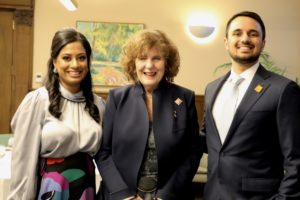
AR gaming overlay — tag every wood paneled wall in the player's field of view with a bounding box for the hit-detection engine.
[0,0,34,9]
[195,95,204,126]
[0,0,34,132]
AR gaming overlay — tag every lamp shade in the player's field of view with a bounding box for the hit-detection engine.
[188,26,215,38]
[186,12,218,44]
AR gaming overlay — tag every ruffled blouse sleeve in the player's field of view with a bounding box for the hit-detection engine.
[8,88,48,200]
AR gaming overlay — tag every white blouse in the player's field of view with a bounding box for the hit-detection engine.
[8,85,105,200]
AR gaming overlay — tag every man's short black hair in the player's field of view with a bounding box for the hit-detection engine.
[225,11,266,40]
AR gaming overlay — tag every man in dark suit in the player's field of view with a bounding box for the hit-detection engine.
[201,11,300,199]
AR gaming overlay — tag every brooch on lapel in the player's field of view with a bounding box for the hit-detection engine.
[173,98,182,118]
[174,98,183,106]
[254,84,263,93]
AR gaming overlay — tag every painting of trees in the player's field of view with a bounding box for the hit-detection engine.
[77,21,144,86]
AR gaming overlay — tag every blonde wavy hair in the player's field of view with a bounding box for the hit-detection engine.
[120,29,180,83]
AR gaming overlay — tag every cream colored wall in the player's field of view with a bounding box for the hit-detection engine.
[33,0,300,94]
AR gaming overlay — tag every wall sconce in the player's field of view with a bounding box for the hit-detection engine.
[60,0,78,11]
[186,12,218,44]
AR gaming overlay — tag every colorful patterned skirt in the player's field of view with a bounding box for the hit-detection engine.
[37,152,96,200]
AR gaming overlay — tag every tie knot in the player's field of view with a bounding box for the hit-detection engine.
[230,76,244,86]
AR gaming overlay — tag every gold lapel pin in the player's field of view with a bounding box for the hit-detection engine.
[254,84,263,93]
[174,98,183,106]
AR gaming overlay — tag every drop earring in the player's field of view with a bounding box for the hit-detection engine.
[53,68,58,73]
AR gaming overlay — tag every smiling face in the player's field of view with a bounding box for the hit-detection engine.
[225,16,265,68]
[53,41,89,93]
[135,47,166,93]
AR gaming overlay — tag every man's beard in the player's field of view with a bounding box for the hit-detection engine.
[229,51,261,65]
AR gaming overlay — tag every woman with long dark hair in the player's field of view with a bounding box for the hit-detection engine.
[8,27,105,200]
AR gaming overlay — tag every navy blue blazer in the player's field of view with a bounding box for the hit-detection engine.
[201,65,300,200]
[95,80,201,200]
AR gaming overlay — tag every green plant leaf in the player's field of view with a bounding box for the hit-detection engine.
[213,62,231,75]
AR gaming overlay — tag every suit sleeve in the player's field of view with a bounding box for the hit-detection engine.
[94,91,135,199]
[156,92,202,199]
[276,81,300,199]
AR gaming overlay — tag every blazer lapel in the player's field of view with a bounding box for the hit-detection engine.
[222,65,271,146]
[206,73,230,145]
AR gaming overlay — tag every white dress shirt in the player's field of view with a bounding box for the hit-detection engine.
[212,62,260,143]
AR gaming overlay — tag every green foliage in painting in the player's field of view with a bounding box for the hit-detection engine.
[77,22,143,62]
[76,21,144,86]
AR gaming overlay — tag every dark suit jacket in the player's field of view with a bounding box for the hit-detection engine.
[201,65,300,200]
[95,80,201,200]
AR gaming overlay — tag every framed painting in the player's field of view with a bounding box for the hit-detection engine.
[76,21,144,86]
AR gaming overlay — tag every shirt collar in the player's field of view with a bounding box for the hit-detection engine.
[229,62,260,82]
[59,84,85,102]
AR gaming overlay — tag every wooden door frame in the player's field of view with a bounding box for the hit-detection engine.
[0,1,34,132]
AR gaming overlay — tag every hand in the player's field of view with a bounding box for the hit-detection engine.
[123,196,142,200]
[123,196,136,200]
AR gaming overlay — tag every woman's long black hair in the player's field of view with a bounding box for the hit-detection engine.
[45,27,100,123]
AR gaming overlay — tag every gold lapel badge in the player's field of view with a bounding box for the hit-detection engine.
[174,98,183,106]
[254,84,263,93]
